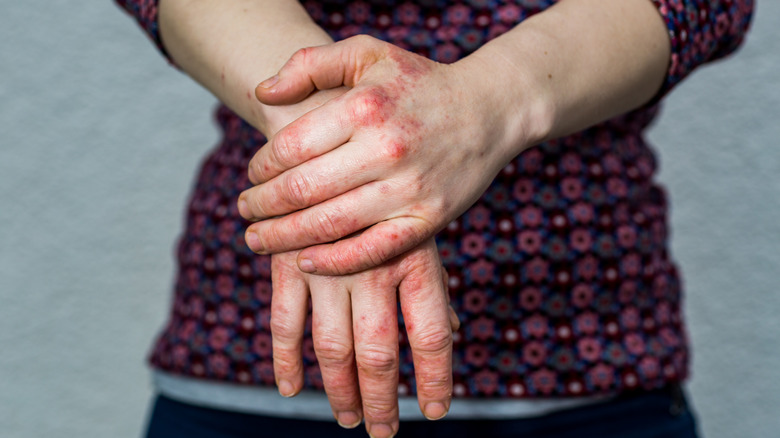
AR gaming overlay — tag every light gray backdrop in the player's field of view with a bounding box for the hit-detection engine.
[0,2,777,437]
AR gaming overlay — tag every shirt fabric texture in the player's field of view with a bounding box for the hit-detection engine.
[116,0,754,402]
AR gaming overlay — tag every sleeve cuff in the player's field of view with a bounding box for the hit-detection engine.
[115,0,177,67]
[648,0,754,102]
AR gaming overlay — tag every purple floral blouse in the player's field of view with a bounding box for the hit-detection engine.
[116,0,753,397]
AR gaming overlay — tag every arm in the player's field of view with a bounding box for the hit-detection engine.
[156,0,337,134]
[239,0,753,274]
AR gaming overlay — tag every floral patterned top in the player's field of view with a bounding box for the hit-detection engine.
[115,0,753,398]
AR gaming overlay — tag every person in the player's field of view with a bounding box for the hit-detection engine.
[115,0,753,437]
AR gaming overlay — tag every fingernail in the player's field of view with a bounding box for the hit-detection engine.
[368,423,395,438]
[246,232,263,253]
[336,411,361,429]
[278,379,294,397]
[424,402,448,420]
[259,74,279,89]
[238,199,250,218]
[299,258,315,273]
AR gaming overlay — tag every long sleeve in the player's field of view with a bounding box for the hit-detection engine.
[114,0,174,64]
[650,0,754,98]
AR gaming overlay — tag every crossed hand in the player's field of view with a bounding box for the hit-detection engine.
[238,35,521,438]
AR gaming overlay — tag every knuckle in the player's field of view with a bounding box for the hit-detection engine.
[415,372,451,396]
[357,237,390,268]
[307,209,347,243]
[273,352,302,375]
[249,156,269,183]
[350,34,372,45]
[282,172,314,209]
[349,88,392,125]
[413,327,452,355]
[313,338,354,366]
[356,347,397,375]
[361,399,397,420]
[270,316,299,343]
[247,193,267,219]
[290,47,313,67]
[271,131,299,168]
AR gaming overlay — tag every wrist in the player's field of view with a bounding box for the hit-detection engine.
[456,29,555,164]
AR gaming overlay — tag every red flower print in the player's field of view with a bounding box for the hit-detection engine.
[522,314,548,339]
[518,205,543,228]
[463,289,488,313]
[465,344,489,367]
[462,233,487,258]
[525,257,549,283]
[530,369,556,395]
[571,283,594,308]
[446,4,471,25]
[638,356,660,379]
[570,228,593,253]
[519,287,542,311]
[523,341,548,366]
[468,258,495,284]
[207,353,230,378]
[208,327,231,351]
[218,302,238,325]
[469,316,496,341]
[512,179,535,203]
[587,363,614,390]
[252,333,272,357]
[466,204,491,230]
[253,360,275,384]
[473,369,499,396]
[518,230,542,254]
[620,307,640,330]
[577,337,602,362]
[561,177,583,200]
[575,312,599,335]
[254,281,271,304]
[624,332,646,356]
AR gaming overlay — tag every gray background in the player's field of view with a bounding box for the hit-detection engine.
[0,1,777,437]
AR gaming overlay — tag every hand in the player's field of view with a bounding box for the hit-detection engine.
[270,239,460,437]
[238,35,543,275]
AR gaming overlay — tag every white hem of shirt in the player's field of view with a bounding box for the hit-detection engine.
[152,370,613,420]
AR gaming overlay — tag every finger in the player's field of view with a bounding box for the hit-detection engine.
[269,253,309,397]
[246,94,353,185]
[308,276,363,429]
[256,35,385,105]
[244,181,421,258]
[398,241,454,420]
[351,274,400,438]
[241,140,384,220]
[296,217,431,275]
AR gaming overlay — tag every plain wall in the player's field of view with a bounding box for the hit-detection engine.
[0,2,777,437]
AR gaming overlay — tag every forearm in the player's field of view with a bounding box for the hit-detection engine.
[465,0,670,159]
[158,0,334,134]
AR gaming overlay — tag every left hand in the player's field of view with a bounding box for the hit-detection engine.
[238,35,545,275]
[270,239,460,437]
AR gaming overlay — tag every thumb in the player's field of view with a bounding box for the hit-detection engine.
[255,35,385,105]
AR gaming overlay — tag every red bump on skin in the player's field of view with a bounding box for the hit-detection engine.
[350,87,396,127]
[386,141,408,159]
[246,91,252,100]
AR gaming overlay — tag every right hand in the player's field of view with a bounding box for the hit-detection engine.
[270,239,460,438]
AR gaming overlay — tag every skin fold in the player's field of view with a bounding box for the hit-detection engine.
[160,0,669,437]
